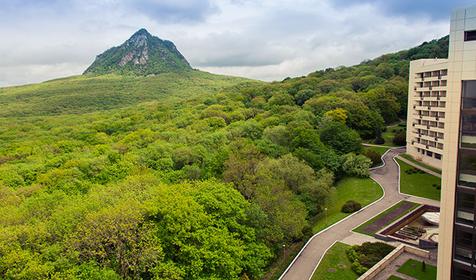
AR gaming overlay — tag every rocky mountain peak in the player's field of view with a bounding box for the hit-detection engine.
[84,28,191,75]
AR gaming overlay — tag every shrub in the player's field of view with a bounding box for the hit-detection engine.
[341,153,372,177]
[346,247,359,262]
[392,130,406,146]
[346,242,394,275]
[351,261,368,275]
[341,200,362,213]
[373,135,385,145]
[363,150,381,167]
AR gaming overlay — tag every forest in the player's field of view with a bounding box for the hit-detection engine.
[0,36,448,279]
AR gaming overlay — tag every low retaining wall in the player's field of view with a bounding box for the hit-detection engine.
[357,244,430,280]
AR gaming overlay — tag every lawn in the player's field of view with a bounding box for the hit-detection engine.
[399,154,442,174]
[363,145,389,167]
[397,259,437,280]
[382,122,406,146]
[397,159,441,201]
[312,177,383,233]
[364,122,405,146]
[363,145,389,157]
[353,201,420,236]
[311,242,358,280]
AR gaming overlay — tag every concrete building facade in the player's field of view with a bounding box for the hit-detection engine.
[436,6,476,280]
[407,59,448,169]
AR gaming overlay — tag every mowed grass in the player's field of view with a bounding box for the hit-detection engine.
[397,259,437,280]
[397,159,441,201]
[311,242,358,280]
[364,121,405,146]
[382,122,406,146]
[399,154,442,174]
[312,177,383,233]
[353,200,420,236]
[363,145,389,157]
[363,145,389,167]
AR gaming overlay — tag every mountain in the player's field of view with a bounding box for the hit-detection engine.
[84,28,192,75]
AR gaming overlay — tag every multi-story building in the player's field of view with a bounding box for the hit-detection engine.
[436,6,476,280]
[407,60,448,169]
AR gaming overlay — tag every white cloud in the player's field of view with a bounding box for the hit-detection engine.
[0,0,451,86]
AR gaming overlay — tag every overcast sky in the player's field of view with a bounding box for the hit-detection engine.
[0,0,473,87]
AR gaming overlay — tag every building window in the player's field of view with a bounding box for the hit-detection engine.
[453,266,472,280]
[426,151,433,157]
[465,30,476,41]
[459,149,476,187]
[463,80,476,99]
[435,153,442,160]
[458,192,475,210]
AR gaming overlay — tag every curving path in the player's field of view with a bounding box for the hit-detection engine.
[280,147,406,280]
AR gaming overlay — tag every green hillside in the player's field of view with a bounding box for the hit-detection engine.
[0,71,247,117]
[0,35,449,279]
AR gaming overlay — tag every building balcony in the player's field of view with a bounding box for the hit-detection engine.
[412,142,427,150]
[420,134,443,143]
[413,124,428,130]
[432,106,446,112]
[425,96,446,101]
[415,106,429,111]
[460,173,476,187]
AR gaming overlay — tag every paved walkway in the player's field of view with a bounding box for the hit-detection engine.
[340,232,400,247]
[396,156,442,178]
[280,148,407,280]
[406,195,440,207]
[362,143,395,148]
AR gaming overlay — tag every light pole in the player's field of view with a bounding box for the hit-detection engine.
[283,244,286,259]
[324,207,328,226]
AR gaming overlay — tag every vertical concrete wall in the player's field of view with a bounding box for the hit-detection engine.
[437,6,476,280]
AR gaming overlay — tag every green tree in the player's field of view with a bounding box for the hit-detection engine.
[69,201,163,278]
[323,108,348,123]
[320,120,361,154]
[363,87,400,124]
[341,153,372,177]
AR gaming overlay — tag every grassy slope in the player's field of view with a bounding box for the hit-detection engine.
[311,242,358,280]
[0,71,253,117]
[400,154,442,174]
[364,146,389,156]
[364,122,405,147]
[382,122,405,147]
[397,159,441,201]
[397,259,437,280]
[387,276,404,280]
[312,177,383,233]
